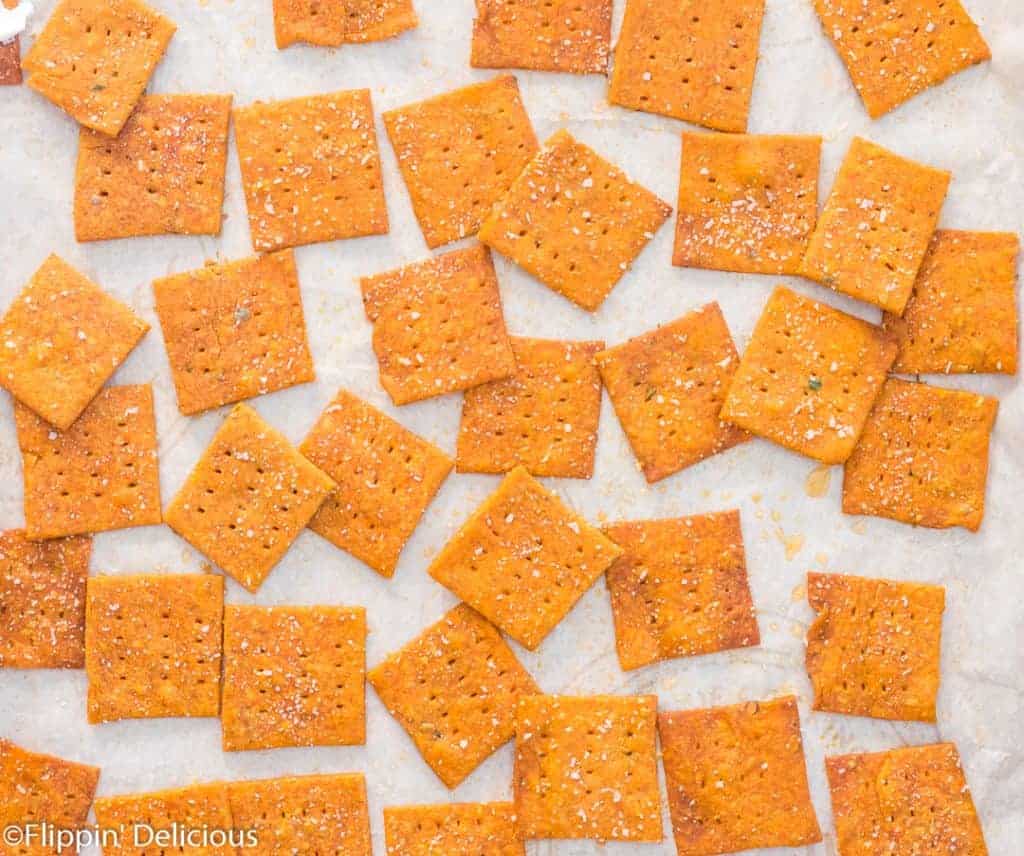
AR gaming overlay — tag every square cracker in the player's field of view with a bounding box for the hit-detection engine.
[673,133,821,275]
[384,802,523,855]
[17,384,162,540]
[221,604,366,751]
[842,378,998,531]
[164,403,336,592]
[597,302,749,483]
[0,529,91,668]
[153,250,315,415]
[478,130,672,311]
[23,0,176,136]
[603,511,759,671]
[721,286,897,465]
[514,694,662,841]
[0,37,21,86]
[457,337,604,479]
[812,0,991,119]
[659,695,822,855]
[806,572,945,722]
[234,89,388,252]
[383,75,539,249]
[799,137,950,314]
[74,94,232,242]
[300,389,452,578]
[883,230,1020,375]
[608,0,766,133]
[368,603,539,789]
[273,0,417,49]
[0,254,148,430]
[427,466,622,650]
[361,244,516,405]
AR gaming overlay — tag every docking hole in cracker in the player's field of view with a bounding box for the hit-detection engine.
[273,0,417,49]
[384,802,523,855]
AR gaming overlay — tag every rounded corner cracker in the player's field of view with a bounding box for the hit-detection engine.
[273,0,417,49]
[384,801,523,855]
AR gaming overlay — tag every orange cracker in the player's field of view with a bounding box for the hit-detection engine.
[221,604,366,751]
[0,37,21,86]
[360,244,516,405]
[827,743,988,856]
[300,388,452,578]
[603,511,759,671]
[164,403,336,592]
[427,466,622,650]
[384,802,523,855]
[456,337,604,479]
[883,230,1020,375]
[23,0,176,136]
[608,0,766,133]
[368,603,539,789]
[842,378,998,532]
[800,137,950,314]
[234,89,388,252]
[384,75,538,249]
[0,529,91,668]
[659,695,822,855]
[478,129,672,311]
[596,302,749,483]
[17,384,162,540]
[0,254,149,430]
[721,286,897,465]
[273,0,417,49]
[153,250,315,415]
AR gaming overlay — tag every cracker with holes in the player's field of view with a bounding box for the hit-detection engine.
[884,230,1020,375]
[17,384,162,540]
[84,574,223,723]
[0,254,148,431]
[842,379,997,531]
[427,467,621,650]
[361,244,516,405]
[597,303,749,483]
[153,250,315,415]
[23,0,175,136]
[300,389,452,578]
[273,0,417,49]
[800,137,950,314]
[478,130,671,311]
[721,286,897,464]
[0,37,20,85]
[234,89,388,252]
[659,695,822,855]
[164,404,336,592]
[608,0,765,132]
[384,75,538,249]
[369,603,539,788]
[384,802,524,855]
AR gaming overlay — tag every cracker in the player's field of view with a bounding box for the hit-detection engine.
[721,286,897,465]
[383,75,539,249]
[23,0,176,136]
[273,0,417,49]
[234,89,388,252]
[0,254,149,430]
[597,303,749,483]
[74,94,232,242]
[0,529,91,668]
[0,37,21,85]
[478,130,672,311]
[300,389,452,578]
[603,511,759,671]
[368,603,539,788]
[806,572,945,721]
[883,230,1020,375]
[360,244,516,405]
[384,802,523,855]
[17,384,162,540]
[659,695,822,855]
[812,0,991,119]
[427,466,622,650]
[842,378,997,531]
[221,604,366,751]
[457,337,604,479]
[827,743,987,856]
[153,250,315,415]
[164,404,336,592]
[800,137,950,314]
[608,0,766,132]
[673,133,821,275]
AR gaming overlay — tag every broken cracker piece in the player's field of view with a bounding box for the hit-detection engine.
[0,36,21,85]
[384,802,523,855]
[273,0,417,49]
